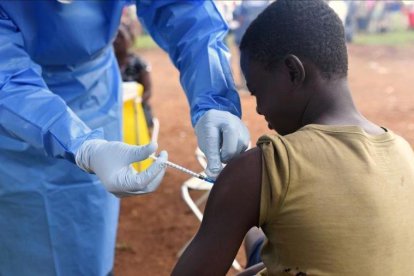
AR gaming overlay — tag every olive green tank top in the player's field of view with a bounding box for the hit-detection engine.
[256,125,414,276]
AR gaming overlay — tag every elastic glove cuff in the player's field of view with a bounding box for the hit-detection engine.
[75,139,107,173]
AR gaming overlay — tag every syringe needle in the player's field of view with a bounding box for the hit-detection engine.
[150,155,214,183]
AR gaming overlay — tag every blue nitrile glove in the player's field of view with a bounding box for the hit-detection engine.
[195,110,250,179]
[76,140,167,197]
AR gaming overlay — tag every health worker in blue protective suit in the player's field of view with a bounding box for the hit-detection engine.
[0,0,249,275]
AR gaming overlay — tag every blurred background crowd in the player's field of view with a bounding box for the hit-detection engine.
[118,0,414,92]
[121,0,414,46]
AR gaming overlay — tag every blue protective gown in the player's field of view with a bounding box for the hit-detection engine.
[0,1,240,275]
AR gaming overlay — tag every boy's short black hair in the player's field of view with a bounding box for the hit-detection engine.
[240,0,348,79]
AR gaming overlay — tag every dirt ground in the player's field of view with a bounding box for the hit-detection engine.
[114,43,414,275]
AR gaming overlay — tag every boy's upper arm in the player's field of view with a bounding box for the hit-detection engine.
[172,147,263,276]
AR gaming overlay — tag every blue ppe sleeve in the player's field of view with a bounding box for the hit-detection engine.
[136,0,241,126]
[0,8,103,162]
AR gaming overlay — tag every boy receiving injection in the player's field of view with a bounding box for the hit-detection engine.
[172,0,414,275]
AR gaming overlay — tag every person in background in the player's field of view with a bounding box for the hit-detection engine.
[233,0,270,48]
[0,0,249,275]
[344,1,359,42]
[172,0,414,275]
[114,24,154,128]
[233,0,269,89]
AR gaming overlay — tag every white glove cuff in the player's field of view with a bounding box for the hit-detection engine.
[75,139,107,173]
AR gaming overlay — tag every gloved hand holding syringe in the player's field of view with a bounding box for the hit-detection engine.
[150,154,215,184]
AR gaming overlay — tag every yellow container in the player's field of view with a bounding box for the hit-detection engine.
[122,82,153,171]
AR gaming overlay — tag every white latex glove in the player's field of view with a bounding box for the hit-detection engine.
[75,139,167,197]
[195,109,250,179]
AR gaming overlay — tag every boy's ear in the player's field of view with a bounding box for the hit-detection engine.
[284,54,305,86]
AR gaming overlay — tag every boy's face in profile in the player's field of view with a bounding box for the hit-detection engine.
[240,51,302,135]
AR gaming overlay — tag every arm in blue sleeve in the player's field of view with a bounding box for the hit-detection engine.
[136,0,241,126]
[0,9,103,162]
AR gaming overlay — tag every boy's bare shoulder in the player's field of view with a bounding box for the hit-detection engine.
[219,147,262,183]
[211,146,262,214]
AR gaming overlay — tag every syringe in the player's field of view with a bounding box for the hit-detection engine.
[150,155,215,184]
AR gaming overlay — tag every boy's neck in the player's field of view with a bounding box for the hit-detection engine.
[301,77,384,135]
